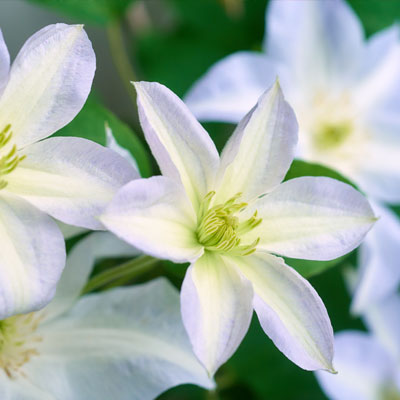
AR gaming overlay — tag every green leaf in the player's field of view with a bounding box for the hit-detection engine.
[55,95,152,177]
[26,0,134,24]
[284,159,357,188]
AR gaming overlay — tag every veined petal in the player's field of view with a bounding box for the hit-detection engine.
[43,232,140,322]
[181,253,253,375]
[216,81,298,202]
[351,203,400,313]
[134,81,219,210]
[265,0,364,90]
[185,51,277,123]
[0,29,10,95]
[25,279,214,400]
[101,176,203,263]
[0,24,95,147]
[0,193,65,319]
[315,332,396,400]
[233,252,334,371]
[6,137,138,230]
[246,177,375,260]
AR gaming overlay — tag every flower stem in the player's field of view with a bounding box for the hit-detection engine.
[81,255,159,294]
[107,20,138,109]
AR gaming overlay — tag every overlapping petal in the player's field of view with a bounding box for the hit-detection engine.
[0,24,95,147]
[44,232,140,321]
[181,253,253,374]
[0,193,65,319]
[134,82,219,210]
[245,177,375,260]
[216,82,298,202]
[8,279,214,400]
[351,203,400,313]
[101,176,203,263]
[265,0,364,90]
[233,252,334,371]
[0,29,10,95]
[315,332,397,400]
[5,137,138,230]
[185,52,276,123]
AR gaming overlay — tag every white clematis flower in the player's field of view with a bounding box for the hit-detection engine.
[100,81,376,375]
[0,24,138,319]
[185,0,400,312]
[315,293,400,400]
[0,232,214,400]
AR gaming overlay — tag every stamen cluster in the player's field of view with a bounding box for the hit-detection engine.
[0,313,42,378]
[196,192,261,256]
[0,124,26,189]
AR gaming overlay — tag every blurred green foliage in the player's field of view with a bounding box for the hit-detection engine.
[20,0,400,399]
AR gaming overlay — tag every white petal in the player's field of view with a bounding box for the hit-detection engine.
[216,81,298,202]
[56,221,87,240]
[315,331,396,400]
[0,24,95,147]
[6,137,138,230]
[105,123,140,173]
[0,193,65,319]
[134,81,219,210]
[26,279,214,400]
[0,29,10,95]
[364,292,400,360]
[181,253,253,375]
[43,231,140,322]
[351,203,400,313]
[234,252,334,371]
[265,0,364,90]
[185,51,277,123]
[101,176,203,263]
[246,177,375,260]
[0,373,54,400]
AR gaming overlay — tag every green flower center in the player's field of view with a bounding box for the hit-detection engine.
[0,313,42,378]
[313,120,353,150]
[0,124,25,190]
[196,191,261,256]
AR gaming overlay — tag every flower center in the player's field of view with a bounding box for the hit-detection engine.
[0,124,25,190]
[196,192,261,256]
[0,313,42,378]
[313,120,353,150]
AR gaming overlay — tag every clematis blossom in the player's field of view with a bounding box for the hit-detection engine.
[101,81,375,375]
[185,0,400,312]
[315,293,400,400]
[0,24,138,319]
[0,232,213,400]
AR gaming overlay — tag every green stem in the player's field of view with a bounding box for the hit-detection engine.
[107,20,138,109]
[81,255,158,294]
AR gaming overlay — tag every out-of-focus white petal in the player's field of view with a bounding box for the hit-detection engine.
[56,221,87,240]
[134,81,219,210]
[43,232,140,322]
[0,373,54,400]
[364,292,400,360]
[265,0,364,91]
[105,123,140,173]
[234,252,334,371]
[101,176,203,263]
[6,137,138,230]
[216,81,298,202]
[26,279,214,400]
[185,52,277,123]
[315,331,396,400]
[0,24,95,147]
[181,253,253,375]
[351,203,400,313]
[0,29,10,95]
[0,193,65,319]
[245,177,375,260]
